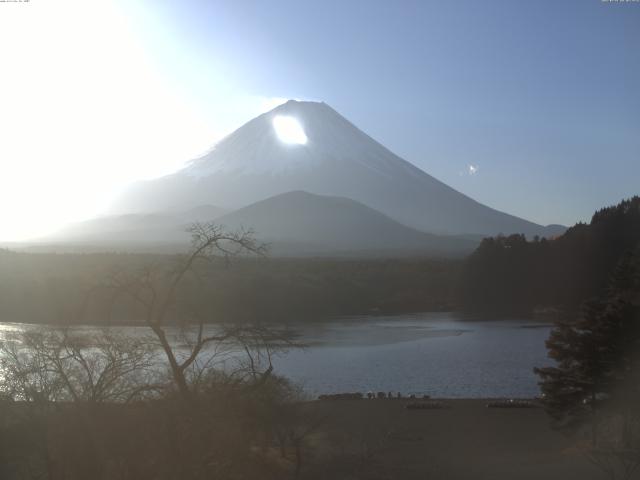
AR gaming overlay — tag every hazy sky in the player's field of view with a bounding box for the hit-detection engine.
[0,0,638,240]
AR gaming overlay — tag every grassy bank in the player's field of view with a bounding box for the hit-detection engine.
[0,397,603,480]
[305,398,600,479]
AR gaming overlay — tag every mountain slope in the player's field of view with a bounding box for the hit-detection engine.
[110,100,562,237]
[215,191,477,256]
[46,205,226,245]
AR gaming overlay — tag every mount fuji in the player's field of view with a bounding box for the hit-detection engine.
[109,100,562,242]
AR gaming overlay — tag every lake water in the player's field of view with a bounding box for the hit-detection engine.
[271,312,553,398]
[0,312,554,399]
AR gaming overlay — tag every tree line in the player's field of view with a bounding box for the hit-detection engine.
[0,250,460,326]
[497,198,640,480]
[459,196,640,315]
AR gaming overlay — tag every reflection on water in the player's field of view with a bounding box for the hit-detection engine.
[0,312,553,398]
[271,312,553,398]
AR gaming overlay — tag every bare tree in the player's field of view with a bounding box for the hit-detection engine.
[0,328,162,480]
[103,222,292,400]
[0,328,158,404]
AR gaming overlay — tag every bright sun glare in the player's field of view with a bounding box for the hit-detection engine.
[0,2,284,242]
[0,2,216,241]
[273,116,308,145]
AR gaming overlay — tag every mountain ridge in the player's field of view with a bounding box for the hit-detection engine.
[214,190,478,257]
[109,100,563,238]
[38,191,478,257]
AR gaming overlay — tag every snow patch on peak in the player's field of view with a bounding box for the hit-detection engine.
[183,100,412,179]
[273,115,308,144]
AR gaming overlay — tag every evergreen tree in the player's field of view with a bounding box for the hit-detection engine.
[461,196,640,313]
[535,248,640,435]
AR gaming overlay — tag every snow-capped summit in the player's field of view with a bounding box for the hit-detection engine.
[109,100,562,237]
[184,100,419,179]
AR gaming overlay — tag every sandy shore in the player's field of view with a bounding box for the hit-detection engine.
[307,399,604,479]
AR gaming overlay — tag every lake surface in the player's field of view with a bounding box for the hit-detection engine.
[271,312,554,398]
[0,312,554,399]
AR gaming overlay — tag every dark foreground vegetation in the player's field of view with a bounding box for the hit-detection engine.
[0,333,313,480]
[0,378,608,480]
